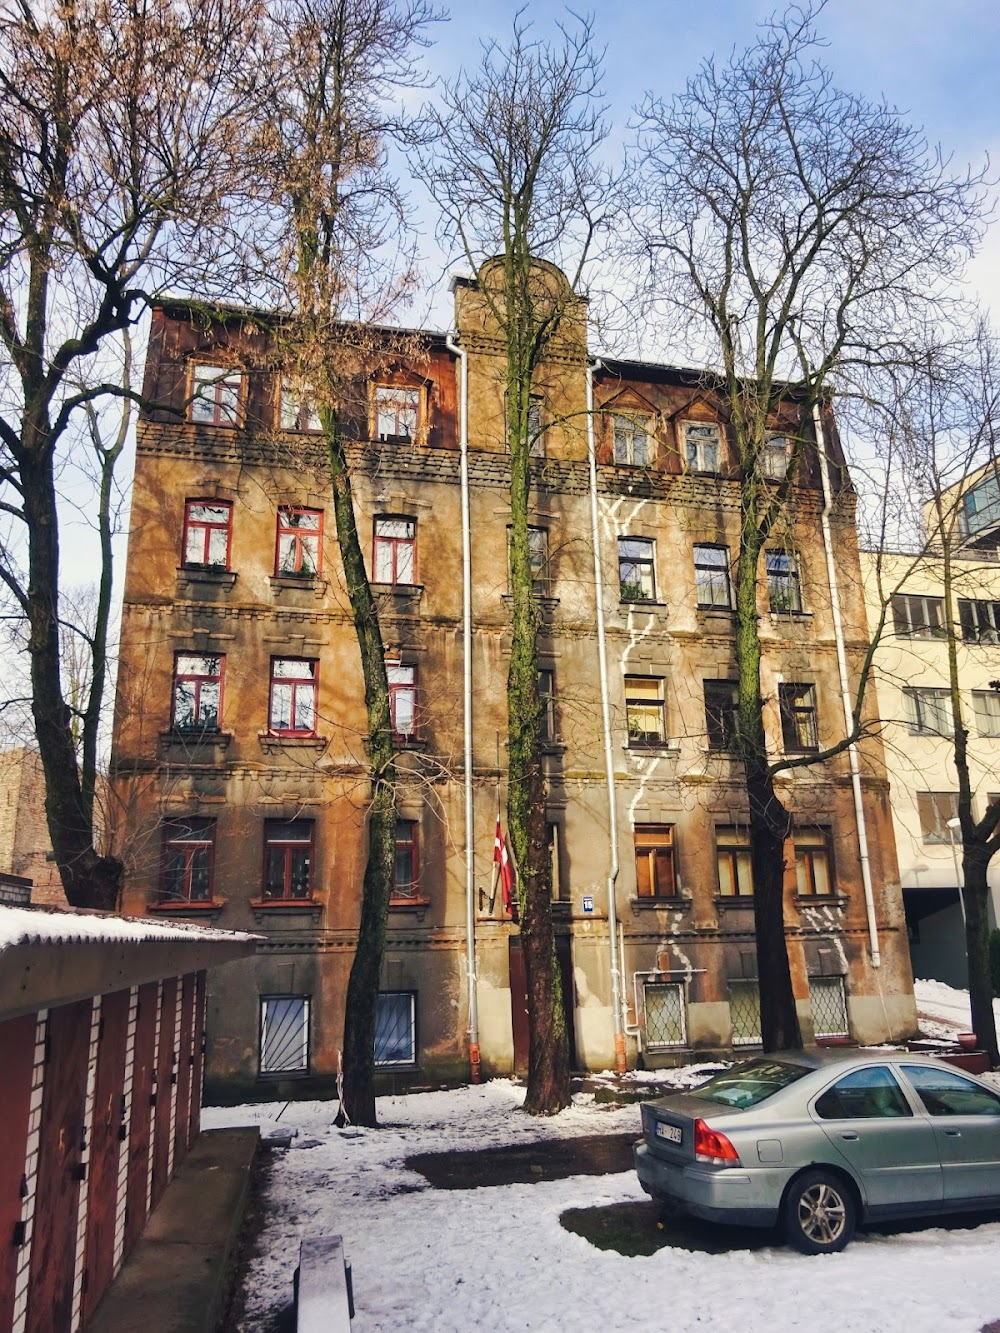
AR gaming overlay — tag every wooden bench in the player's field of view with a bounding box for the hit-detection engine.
[295,1235,354,1331]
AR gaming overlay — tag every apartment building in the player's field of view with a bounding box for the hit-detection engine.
[112,267,916,1099]
[862,466,1000,987]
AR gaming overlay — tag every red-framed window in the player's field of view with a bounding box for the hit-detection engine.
[388,661,417,738]
[276,507,323,577]
[269,658,318,736]
[373,516,416,584]
[172,653,224,732]
[160,818,215,903]
[392,819,420,901]
[182,499,232,569]
[263,820,313,900]
[189,363,243,426]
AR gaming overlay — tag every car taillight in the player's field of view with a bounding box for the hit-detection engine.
[693,1118,740,1165]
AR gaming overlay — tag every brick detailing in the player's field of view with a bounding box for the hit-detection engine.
[166,982,182,1179]
[145,980,163,1219]
[69,997,102,1332]
[111,987,139,1275]
[11,1010,47,1333]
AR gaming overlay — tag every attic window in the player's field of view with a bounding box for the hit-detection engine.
[683,422,720,473]
[611,412,651,467]
[374,385,421,442]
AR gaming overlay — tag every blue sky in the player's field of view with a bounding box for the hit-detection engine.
[409,0,1000,326]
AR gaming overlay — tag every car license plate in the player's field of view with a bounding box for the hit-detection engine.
[655,1121,682,1143]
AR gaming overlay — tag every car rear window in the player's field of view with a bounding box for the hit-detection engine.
[694,1059,811,1108]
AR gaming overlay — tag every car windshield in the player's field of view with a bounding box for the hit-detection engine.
[694,1059,812,1108]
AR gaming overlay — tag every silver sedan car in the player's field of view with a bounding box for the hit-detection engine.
[634,1050,1000,1253]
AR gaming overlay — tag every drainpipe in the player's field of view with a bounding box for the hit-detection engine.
[814,398,881,969]
[447,332,480,1082]
[586,358,628,1074]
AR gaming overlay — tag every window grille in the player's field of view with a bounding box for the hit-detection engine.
[728,980,762,1046]
[809,976,849,1038]
[644,983,686,1048]
[374,991,416,1066]
[259,996,310,1076]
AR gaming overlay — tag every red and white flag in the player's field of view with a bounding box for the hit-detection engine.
[494,817,515,914]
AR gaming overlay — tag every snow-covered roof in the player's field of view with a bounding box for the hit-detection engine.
[0,904,258,1020]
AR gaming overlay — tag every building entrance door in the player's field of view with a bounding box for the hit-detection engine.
[509,934,577,1074]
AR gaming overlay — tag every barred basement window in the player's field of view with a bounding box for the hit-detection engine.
[374,991,416,1066]
[259,996,310,1076]
[644,983,686,1049]
[728,980,762,1046]
[809,976,849,1038]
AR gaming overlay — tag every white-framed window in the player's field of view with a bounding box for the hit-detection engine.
[611,412,651,467]
[374,991,416,1066]
[374,384,421,441]
[618,537,656,602]
[916,791,959,844]
[388,661,418,738]
[779,682,819,752]
[373,516,416,584]
[762,434,791,479]
[259,995,310,1076]
[766,550,802,613]
[973,690,1000,738]
[903,686,953,737]
[891,593,946,639]
[684,421,721,472]
[644,982,686,1048]
[959,599,1000,644]
[280,377,321,432]
[694,544,731,608]
[190,363,242,426]
[625,676,666,746]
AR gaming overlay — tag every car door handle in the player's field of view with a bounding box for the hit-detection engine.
[839,1132,859,1141]
[944,1129,962,1137]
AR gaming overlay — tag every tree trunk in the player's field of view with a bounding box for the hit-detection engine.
[326,420,397,1127]
[962,844,1000,1066]
[22,448,122,910]
[734,485,800,1051]
[506,348,570,1115]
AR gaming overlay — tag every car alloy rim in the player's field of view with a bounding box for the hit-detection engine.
[797,1182,846,1244]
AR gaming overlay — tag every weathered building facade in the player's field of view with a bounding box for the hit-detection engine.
[112,275,917,1099]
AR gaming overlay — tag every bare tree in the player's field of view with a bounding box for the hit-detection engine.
[631,3,985,1049]
[0,0,264,907]
[419,12,612,1113]
[254,0,437,1126]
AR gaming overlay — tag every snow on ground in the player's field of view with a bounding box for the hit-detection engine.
[207,1026,1000,1333]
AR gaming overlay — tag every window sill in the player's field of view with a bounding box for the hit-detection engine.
[149,901,224,918]
[768,608,812,622]
[501,593,560,613]
[257,732,329,755]
[269,574,328,597]
[159,730,232,752]
[176,566,237,591]
[372,582,424,600]
[626,741,678,754]
[393,734,427,750]
[696,606,735,620]
[620,599,667,611]
[389,896,431,920]
[630,896,692,913]
[250,899,322,926]
[715,895,755,908]
[794,893,848,908]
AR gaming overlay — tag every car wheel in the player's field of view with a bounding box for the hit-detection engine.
[782,1169,856,1255]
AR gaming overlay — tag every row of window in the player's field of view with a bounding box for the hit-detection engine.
[892,593,1000,644]
[185,498,804,619]
[901,685,1000,738]
[162,816,421,905]
[913,791,1000,844]
[259,991,416,1075]
[628,676,818,753]
[635,824,833,900]
[645,975,849,1049]
[188,361,797,476]
[161,814,833,908]
[171,648,817,756]
[261,971,856,1078]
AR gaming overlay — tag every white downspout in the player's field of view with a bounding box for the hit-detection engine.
[586,359,627,1073]
[815,399,881,969]
[447,332,480,1081]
